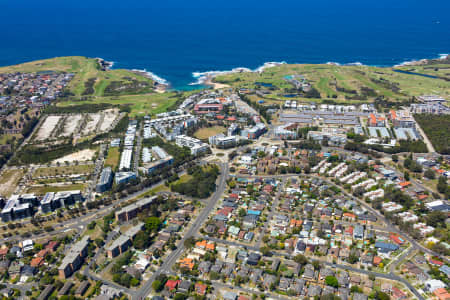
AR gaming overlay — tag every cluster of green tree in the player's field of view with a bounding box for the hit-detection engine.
[104,79,153,96]
[143,136,193,167]
[403,155,423,173]
[239,94,274,123]
[383,185,414,209]
[171,165,219,198]
[111,115,129,133]
[335,84,357,94]
[82,77,96,95]
[291,140,321,150]
[132,216,161,250]
[346,132,366,143]
[21,117,38,138]
[414,114,450,154]
[437,176,450,199]
[11,139,96,165]
[296,126,318,139]
[370,77,401,93]
[152,274,168,292]
[44,103,114,114]
[303,87,321,98]
[111,251,140,287]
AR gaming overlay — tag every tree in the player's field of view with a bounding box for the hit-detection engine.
[174,293,187,300]
[260,246,271,256]
[404,171,410,181]
[312,260,320,270]
[375,291,390,300]
[133,231,150,250]
[184,237,196,248]
[293,254,308,266]
[152,280,163,292]
[424,169,435,179]
[348,253,359,264]
[437,176,448,194]
[426,211,447,227]
[325,276,338,288]
[238,208,246,218]
[392,154,398,162]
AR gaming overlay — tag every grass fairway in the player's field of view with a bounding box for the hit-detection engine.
[194,126,226,139]
[104,147,120,170]
[33,164,94,178]
[0,169,25,197]
[25,183,87,195]
[214,63,450,104]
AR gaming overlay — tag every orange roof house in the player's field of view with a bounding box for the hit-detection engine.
[434,288,450,300]
[399,181,411,188]
[373,256,382,266]
[179,258,194,270]
[30,257,44,268]
[343,212,356,220]
[37,249,50,258]
[290,219,303,227]
[195,283,207,295]
[196,240,208,249]
[205,243,215,251]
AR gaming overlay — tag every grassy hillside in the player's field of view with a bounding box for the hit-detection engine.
[56,90,201,117]
[0,56,155,97]
[214,63,450,105]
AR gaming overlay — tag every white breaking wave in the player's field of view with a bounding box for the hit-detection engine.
[326,61,364,66]
[395,54,449,67]
[131,69,168,85]
[189,61,286,86]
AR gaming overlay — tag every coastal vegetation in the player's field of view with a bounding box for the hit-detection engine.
[414,114,450,154]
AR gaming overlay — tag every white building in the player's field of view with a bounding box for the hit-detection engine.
[175,135,209,155]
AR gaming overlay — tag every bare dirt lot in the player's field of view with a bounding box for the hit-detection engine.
[0,169,25,197]
[62,114,82,137]
[35,115,61,140]
[99,109,119,131]
[82,113,101,135]
[52,148,97,164]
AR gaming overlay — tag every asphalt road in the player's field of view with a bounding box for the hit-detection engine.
[133,162,229,300]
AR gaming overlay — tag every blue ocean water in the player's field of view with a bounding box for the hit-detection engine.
[0,0,449,89]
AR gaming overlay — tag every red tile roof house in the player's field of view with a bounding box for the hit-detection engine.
[30,256,45,268]
[429,258,444,267]
[390,234,405,245]
[391,287,407,300]
[195,283,207,295]
[45,241,59,252]
[229,193,239,200]
[165,279,180,292]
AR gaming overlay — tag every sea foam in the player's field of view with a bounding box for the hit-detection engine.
[189,61,286,85]
[131,69,168,85]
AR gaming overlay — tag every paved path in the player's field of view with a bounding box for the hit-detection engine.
[412,114,436,153]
